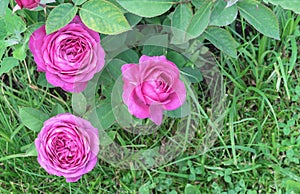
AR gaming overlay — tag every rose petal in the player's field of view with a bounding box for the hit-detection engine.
[29,26,47,72]
[121,63,139,83]
[149,104,164,125]
[139,55,167,64]
[128,90,150,118]
[164,80,186,110]
[66,176,81,183]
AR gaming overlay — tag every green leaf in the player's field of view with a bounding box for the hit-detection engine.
[80,0,130,35]
[182,66,203,83]
[50,104,65,116]
[265,0,300,14]
[204,27,237,58]
[40,0,56,4]
[0,57,19,76]
[117,49,139,63]
[226,0,239,8]
[210,0,238,26]
[166,51,186,68]
[191,0,206,8]
[96,100,115,130]
[138,182,151,194]
[106,59,124,79]
[0,19,7,40]
[46,3,78,34]
[238,0,280,39]
[142,34,168,56]
[171,4,193,44]
[184,184,200,194]
[142,45,165,56]
[186,1,213,40]
[0,0,9,17]
[19,107,50,132]
[4,8,26,35]
[13,44,26,60]
[165,101,190,118]
[101,33,127,52]
[37,73,55,88]
[72,93,87,116]
[143,34,168,48]
[285,180,300,192]
[72,0,87,6]
[125,13,142,27]
[0,40,5,60]
[20,143,37,157]
[116,0,174,18]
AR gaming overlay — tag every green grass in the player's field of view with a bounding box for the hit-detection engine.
[0,7,300,194]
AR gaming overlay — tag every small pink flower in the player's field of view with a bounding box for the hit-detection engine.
[121,55,186,125]
[15,0,40,9]
[29,15,105,93]
[35,113,99,182]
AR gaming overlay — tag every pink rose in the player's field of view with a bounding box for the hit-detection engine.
[29,16,105,93]
[15,0,40,9]
[121,55,186,125]
[35,113,99,182]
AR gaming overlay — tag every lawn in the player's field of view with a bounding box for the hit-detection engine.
[0,1,300,193]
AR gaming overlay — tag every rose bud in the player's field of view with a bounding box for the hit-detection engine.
[15,0,40,9]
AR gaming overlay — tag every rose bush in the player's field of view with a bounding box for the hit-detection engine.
[29,15,105,93]
[15,0,40,9]
[35,113,99,182]
[121,55,186,125]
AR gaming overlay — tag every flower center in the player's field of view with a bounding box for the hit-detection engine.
[60,39,87,62]
[155,80,170,93]
[53,136,78,161]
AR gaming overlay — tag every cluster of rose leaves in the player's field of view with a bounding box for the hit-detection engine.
[18,0,186,182]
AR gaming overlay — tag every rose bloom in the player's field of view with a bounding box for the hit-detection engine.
[35,113,99,182]
[16,0,40,9]
[121,55,186,125]
[29,16,105,93]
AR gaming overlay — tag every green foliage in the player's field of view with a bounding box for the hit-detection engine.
[72,0,87,6]
[166,51,186,68]
[186,1,213,40]
[0,0,9,17]
[79,0,131,35]
[184,184,200,194]
[171,4,193,44]
[4,8,26,35]
[46,3,78,34]
[264,0,300,14]
[96,99,115,130]
[116,0,174,18]
[1,0,300,193]
[0,57,19,76]
[204,27,238,58]
[13,44,27,60]
[225,0,239,8]
[50,104,65,116]
[238,0,280,40]
[210,0,238,26]
[37,73,55,88]
[181,66,203,83]
[19,107,49,132]
[72,93,87,116]
[164,101,190,118]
